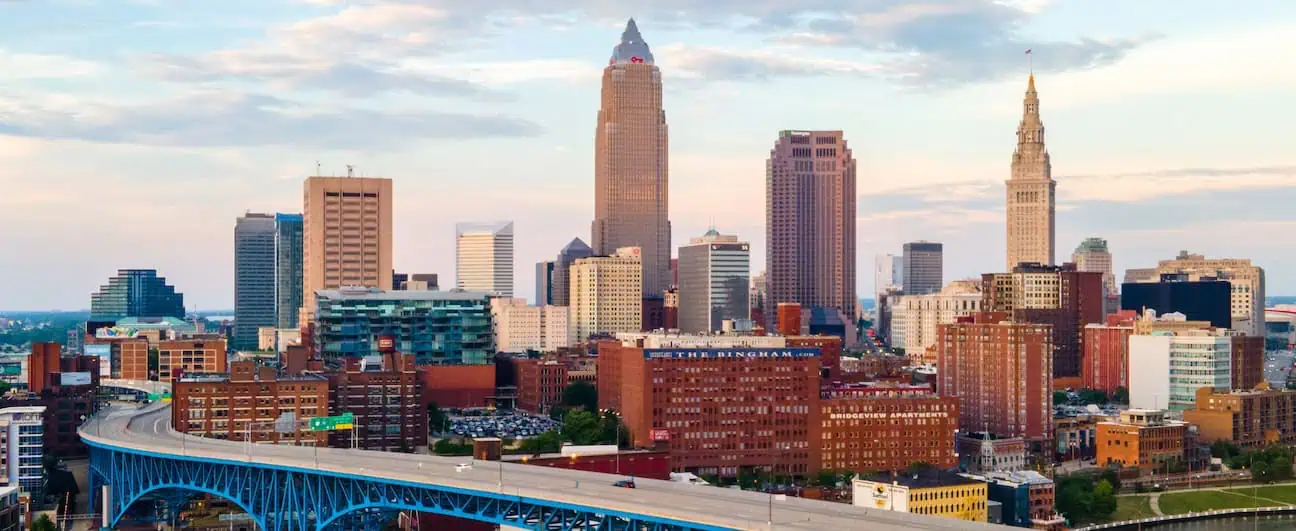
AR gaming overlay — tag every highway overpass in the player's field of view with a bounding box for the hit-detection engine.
[81,402,1005,530]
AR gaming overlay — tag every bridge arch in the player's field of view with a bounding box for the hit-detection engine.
[115,483,267,530]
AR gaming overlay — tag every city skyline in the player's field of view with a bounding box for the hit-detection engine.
[3,1,1296,310]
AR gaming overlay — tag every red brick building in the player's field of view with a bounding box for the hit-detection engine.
[814,383,958,473]
[600,344,821,477]
[1231,335,1264,391]
[329,353,426,451]
[982,263,1104,379]
[419,365,495,409]
[504,449,672,480]
[937,313,1054,450]
[777,303,802,336]
[158,338,228,383]
[514,358,568,414]
[172,361,328,445]
[1082,310,1137,393]
[788,335,841,380]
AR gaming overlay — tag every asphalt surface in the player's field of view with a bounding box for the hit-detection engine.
[81,403,1005,530]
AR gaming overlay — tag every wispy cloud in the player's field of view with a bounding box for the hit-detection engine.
[0,91,542,148]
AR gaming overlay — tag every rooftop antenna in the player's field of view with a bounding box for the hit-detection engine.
[346,164,354,178]
[315,160,321,176]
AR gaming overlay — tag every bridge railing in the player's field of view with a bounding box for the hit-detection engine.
[1076,505,1296,530]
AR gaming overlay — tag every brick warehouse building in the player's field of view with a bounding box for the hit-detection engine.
[328,351,426,451]
[937,313,1054,451]
[814,383,959,473]
[599,343,820,478]
[173,361,328,445]
[514,358,568,414]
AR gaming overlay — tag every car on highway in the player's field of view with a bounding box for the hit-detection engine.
[613,479,636,489]
[456,463,473,472]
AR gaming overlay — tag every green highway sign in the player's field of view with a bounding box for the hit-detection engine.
[308,412,354,431]
[147,392,172,402]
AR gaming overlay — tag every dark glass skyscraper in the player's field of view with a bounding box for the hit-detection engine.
[235,213,276,350]
[275,213,304,329]
[551,237,593,306]
[90,269,185,320]
[902,241,944,295]
[1121,274,1232,329]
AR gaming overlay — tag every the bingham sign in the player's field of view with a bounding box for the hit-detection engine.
[644,348,820,360]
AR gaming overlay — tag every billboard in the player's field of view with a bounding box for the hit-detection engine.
[85,344,112,377]
[60,372,92,386]
[95,326,138,339]
[377,335,396,353]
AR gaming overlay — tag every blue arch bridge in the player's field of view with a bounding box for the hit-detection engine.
[82,403,994,530]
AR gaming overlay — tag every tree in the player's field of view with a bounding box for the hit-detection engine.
[905,461,933,475]
[814,469,840,487]
[1211,440,1242,460]
[31,514,56,531]
[597,411,631,447]
[1252,459,1272,483]
[520,430,562,454]
[1052,391,1069,406]
[1056,477,1094,521]
[562,381,598,412]
[1111,387,1129,404]
[1076,389,1109,405]
[1091,480,1117,517]
[1099,468,1121,492]
[561,409,602,445]
[426,402,448,435]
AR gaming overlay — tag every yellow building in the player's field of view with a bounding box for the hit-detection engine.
[852,470,988,522]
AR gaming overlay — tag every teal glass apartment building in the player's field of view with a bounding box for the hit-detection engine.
[313,288,492,365]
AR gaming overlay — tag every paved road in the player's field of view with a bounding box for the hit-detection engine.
[82,403,1005,530]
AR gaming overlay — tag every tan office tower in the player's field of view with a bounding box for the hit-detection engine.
[766,130,858,324]
[569,247,643,343]
[302,176,393,321]
[592,19,671,297]
[1006,74,1056,269]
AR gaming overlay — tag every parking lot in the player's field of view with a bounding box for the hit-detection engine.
[446,411,559,439]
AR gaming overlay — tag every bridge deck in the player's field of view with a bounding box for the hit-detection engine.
[81,403,1003,530]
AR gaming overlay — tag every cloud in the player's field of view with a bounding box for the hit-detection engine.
[773,2,1157,87]
[367,0,1154,87]
[0,49,101,79]
[658,44,884,83]
[858,165,1296,208]
[0,91,542,148]
[136,2,502,98]
[140,52,502,99]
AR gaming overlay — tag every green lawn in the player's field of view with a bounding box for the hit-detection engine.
[1110,496,1157,521]
[1157,490,1277,515]
[1225,484,1296,505]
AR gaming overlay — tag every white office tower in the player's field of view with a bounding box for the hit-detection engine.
[455,221,514,297]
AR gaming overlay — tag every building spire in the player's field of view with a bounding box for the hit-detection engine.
[608,17,655,66]
[623,18,642,43]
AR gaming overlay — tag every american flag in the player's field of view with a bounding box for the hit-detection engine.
[1025,49,1032,55]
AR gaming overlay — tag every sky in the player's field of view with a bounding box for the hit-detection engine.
[2,0,1295,311]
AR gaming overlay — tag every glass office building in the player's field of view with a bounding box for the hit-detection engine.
[275,213,305,329]
[313,288,492,365]
[89,269,185,320]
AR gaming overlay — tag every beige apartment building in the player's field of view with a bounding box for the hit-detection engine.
[1006,74,1056,269]
[302,176,393,321]
[592,19,671,297]
[490,298,570,353]
[157,338,228,382]
[897,280,983,363]
[570,247,643,342]
[1127,251,1266,337]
